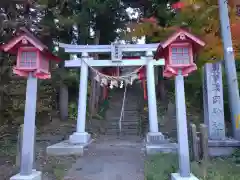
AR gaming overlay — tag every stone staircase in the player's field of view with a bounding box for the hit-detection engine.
[104,84,141,136]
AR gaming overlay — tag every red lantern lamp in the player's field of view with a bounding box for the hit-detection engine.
[155,29,205,78]
[0,27,61,79]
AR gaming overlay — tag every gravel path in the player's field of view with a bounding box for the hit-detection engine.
[64,135,145,180]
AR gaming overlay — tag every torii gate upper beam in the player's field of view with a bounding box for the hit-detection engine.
[59,43,160,53]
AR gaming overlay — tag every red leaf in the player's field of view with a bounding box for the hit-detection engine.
[140,16,158,24]
[172,2,185,9]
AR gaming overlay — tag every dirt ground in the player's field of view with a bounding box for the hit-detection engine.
[0,119,79,180]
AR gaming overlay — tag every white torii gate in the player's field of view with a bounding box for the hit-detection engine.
[59,43,165,144]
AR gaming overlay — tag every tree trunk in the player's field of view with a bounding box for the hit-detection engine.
[157,66,168,105]
[89,30,100,119]
[59,83,68,121]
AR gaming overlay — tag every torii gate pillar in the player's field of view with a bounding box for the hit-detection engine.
[69,52,91,144]
[146,51,165,142]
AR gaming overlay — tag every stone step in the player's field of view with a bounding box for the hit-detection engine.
[105,129,139,135]
[109,102,139,106]
[106,115,139,119]
[106,110,139,114]
[107,109,139,113]
[106,119,139,125]
[105,126,139,130]
[105,111,139,116]
[106,117,139,121]
[106,111,139,116]
[106,123,139,127]
[105,132,139,135]
[106,127,138,131]
[105,124,138,129]
[105,117,140,121]
[108,108,139,112]
[106,122,139,127]
[105,128,139,132]
[108,104,139,108]
[145,143,178,155]
[106,121,139,126]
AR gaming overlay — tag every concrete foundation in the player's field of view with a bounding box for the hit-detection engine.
[10,170,41,180]
[146,132,165,144]
[208,138,240,156]
[145,143,177,154]
[171,173,199,180]
[145,132,177,155]
[47,139,92,156]
[209,147,235,157]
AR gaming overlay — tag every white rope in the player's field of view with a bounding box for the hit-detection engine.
[81,57,144,134]
[119,83,127,133]
[81,58,144,80]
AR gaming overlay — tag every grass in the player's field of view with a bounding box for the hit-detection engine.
[145,153,240,180]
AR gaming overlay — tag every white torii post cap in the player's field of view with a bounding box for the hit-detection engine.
[171,173,199,180]
[10,170,41,180]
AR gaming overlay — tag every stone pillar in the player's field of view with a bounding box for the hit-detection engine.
[203,62,225,140]
[146,51,164,143]
[10,73,42,180]
[69,52,91,144]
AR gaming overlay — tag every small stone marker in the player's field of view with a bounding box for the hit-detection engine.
[203,62,225,140]
[199,124,208,162]
[190,123,199,162]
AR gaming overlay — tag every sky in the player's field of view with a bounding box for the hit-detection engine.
[126,7,145,44]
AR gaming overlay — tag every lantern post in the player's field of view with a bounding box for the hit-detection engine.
[20,72,38,176]
[0,27,60,180]
[155,29,205,180]
[174,69,191,177]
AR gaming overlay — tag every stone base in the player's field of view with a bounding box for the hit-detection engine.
[69,132,91,144]
[10,170,41,180]
[171,173,199,180]
[208,147,234,157]
[146,132,165,144]
[208,138,240,157]
[146,143,177,155]
[46,139,92,156]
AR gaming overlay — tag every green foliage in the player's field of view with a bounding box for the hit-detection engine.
[68,102,78,120]
[93,99,109,120]
[145,153,240,180]
[192,157,240,180]
[232,148,240,164]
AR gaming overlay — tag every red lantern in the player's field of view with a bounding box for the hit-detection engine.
[0,27,60,79]
[155,29,205,77]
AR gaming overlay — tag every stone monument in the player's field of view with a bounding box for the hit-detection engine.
[203,62,225,140]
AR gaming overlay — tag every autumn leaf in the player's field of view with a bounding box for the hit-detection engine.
[126,0,240,63]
